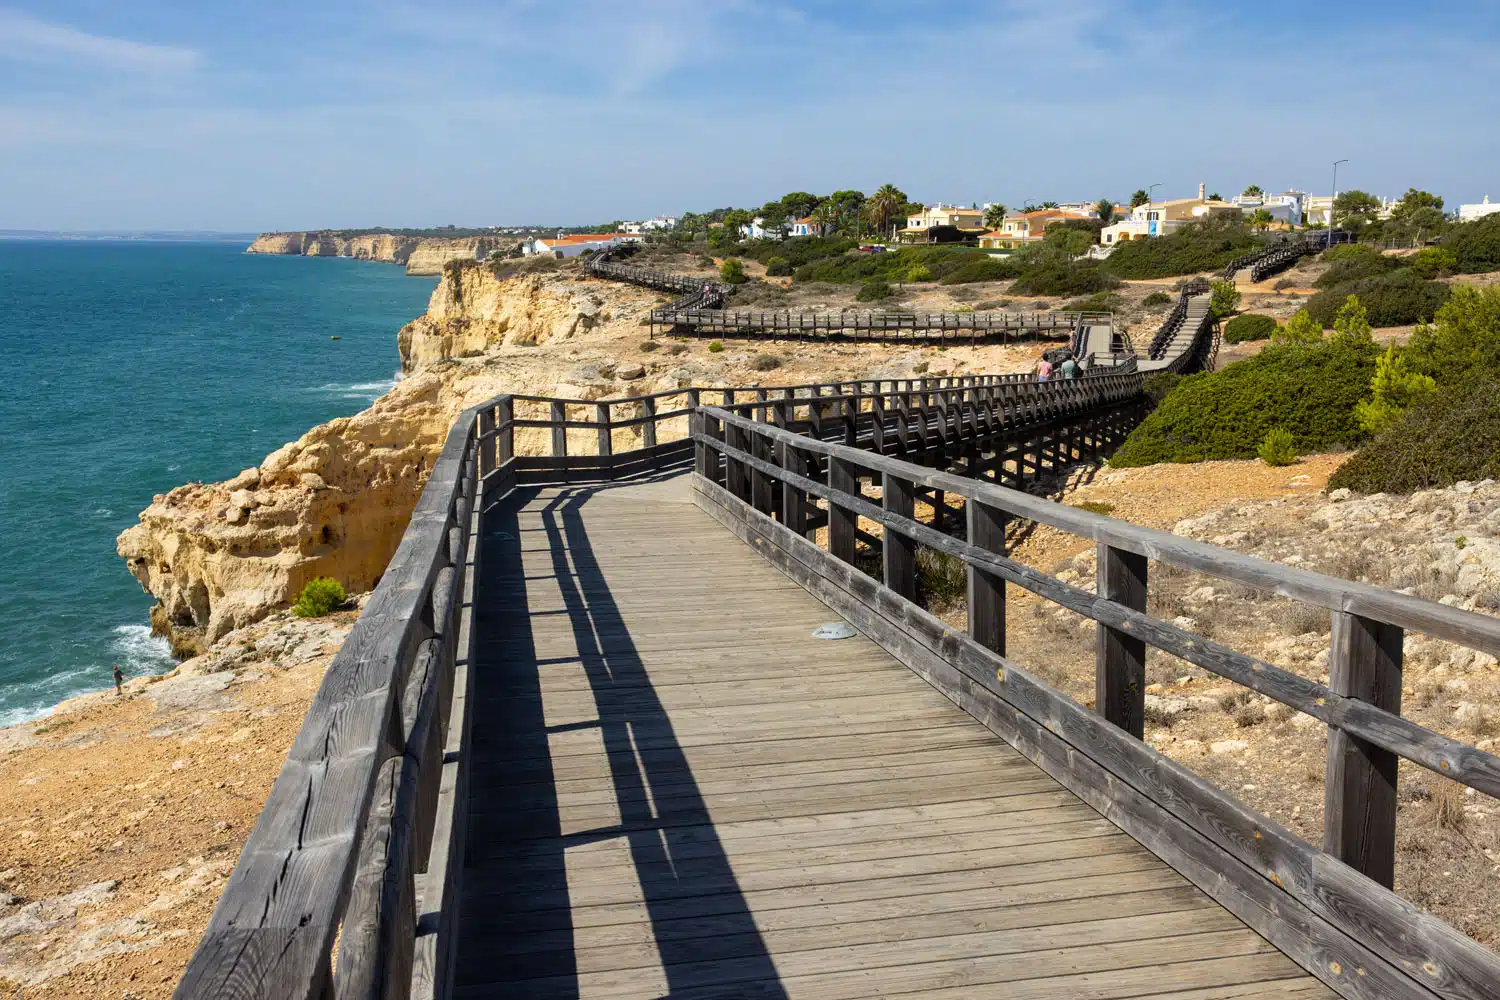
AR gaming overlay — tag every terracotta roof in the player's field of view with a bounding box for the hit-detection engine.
[795,216,815,224]
[538,232,626,245]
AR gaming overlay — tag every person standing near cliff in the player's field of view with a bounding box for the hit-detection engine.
[113,663,124,696]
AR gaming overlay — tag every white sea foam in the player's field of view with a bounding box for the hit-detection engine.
[94,507,113,517]
[314,378,398,402]
[112,624,174,675]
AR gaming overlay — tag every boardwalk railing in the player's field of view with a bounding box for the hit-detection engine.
[690,408,1500,1000]
[176,369,1134,1000]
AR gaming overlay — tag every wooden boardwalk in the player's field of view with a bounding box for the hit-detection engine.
[453,474,1335,1000]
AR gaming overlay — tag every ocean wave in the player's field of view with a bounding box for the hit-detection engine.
[112,624,174,675]
[314,378,398,402]
[94,507,113,517]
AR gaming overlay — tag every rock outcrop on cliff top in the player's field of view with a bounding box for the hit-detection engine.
[245,232,515,275]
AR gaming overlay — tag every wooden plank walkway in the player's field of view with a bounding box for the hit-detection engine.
[453,474,1338,1000]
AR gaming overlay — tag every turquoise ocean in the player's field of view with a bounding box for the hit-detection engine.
[0,240,437,726]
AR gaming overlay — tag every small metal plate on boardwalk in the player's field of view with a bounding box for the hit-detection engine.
[813,622,858,640]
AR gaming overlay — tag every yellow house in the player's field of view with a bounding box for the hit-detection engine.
[901,203,985,237]
[978,209,1090,249]
[1102,185,1243,245]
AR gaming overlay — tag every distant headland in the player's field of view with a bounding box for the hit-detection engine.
[245,229,521,276]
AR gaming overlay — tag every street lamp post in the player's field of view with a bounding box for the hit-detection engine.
[1148,183,1162,204]
[1330,159,1349,230]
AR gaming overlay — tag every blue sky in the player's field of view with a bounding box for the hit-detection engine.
[2,1,1498,230]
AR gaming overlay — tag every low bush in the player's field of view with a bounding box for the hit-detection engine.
[1071,500,1116,515]
[293,577,347,618]
[1306,270,1449,328]
[748,352,781,372]
[1209,280,1242,318]
[1447,214,1500,273]
[764,256,792,277]
[638,340,660,352]
[1104,219,1261,279]
[1009,259,1119,297]
[1329,377,1500,493]
[719,258,747,284]
[1061,292,1124,313]
[907,264,933,282]
[1408,246,1457,279]
[707,341,724,353]
[1257,428,1298,466]
[935,255,1016,285]
[856,278,894,301]
[1223,313,1277,343]
[916,548,967,610]
[1314,246,1401,289]
[1111,336,1379,466]
[1143,291,1172,308]
[1143,372,1183,408]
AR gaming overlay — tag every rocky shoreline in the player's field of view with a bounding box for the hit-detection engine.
[244,231,515,276]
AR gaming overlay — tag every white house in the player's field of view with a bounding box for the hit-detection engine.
[1101,185,1242,245]
[617,215,678,235]
[1460,197,1500,222]
[1231,190,1305,226]
[789,216,817,238]
[523,232,638,258]
[739,216,782,240]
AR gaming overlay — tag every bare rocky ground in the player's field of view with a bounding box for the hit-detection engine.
[0,607,358,998]
[926,468,1500,948]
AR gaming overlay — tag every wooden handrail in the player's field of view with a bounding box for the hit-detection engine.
[693,407,1500,1000]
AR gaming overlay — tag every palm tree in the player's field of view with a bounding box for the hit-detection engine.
[1250,208,1274,232]
[1242,184,1263,197]
[866,184,903,239]
[983,203,1008,229]
[1095,199,1115,224]
[811,202,839,237]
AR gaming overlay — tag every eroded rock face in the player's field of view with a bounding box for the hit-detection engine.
[245,232,509,274]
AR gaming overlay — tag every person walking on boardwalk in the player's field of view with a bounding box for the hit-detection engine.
[112,663,124,696]
[1059,352,1081,380]
[1036,357,1054,381]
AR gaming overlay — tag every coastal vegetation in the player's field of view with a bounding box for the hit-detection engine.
[292,577,347,618]
[1222,313,1277,343]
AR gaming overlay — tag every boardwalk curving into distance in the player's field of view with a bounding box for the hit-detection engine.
[456,474,1337,999]
[175,315,1500,999]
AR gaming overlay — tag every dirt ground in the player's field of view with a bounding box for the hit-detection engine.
[0,610,356,998]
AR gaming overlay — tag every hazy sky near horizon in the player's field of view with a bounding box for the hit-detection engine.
[2,1,1498,230]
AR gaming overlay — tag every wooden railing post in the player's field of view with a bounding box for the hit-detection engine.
[477,408,495,478]
[967,500,1007,655]
[1096,542,1147,738]
[842,394,858,446]
[550,400,566,457]
[641,396,657,448]
[750,428,775,516]
[496,397,513,466]
[779,440,812,538]
[1325,611,1403,888]
[882,472,917,600]
[595,402,613,458]
[724,421,750,501]
[827,456,859,565]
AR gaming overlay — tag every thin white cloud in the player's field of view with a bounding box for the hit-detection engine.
[0,9,199,73]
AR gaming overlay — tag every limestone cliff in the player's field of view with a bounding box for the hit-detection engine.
[120,258,1033,652]
[245,231,513,275]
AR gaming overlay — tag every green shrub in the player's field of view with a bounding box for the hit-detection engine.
[1071,500,1116,515]
[1143,372,1183,408]
[748,352,781,372]
[935,255,1015,285]
[1061,292,1124,313]
[1104,219,1260,279]
[1223,313,1277,343]
[1400,285,1500,380]
[916,547,967,610]
[1009,259,1119,297]
[1314,247,1401,289]
[1272,309,1324,345]
[707,341,724,353]
[1306,271,1448,328]
[1143,291,1172,308]
[1330,377,1500,493]
[856,278,894,301]
[1447,214,1500,273]
[764,256,792,277]
[293,577,347,618]
[1408,247,1457,279]
[907,264,933,282]
[1209,280,1242,318]
[1111,337,1379,467]
[1257,428,1298,466]
[1354,344,1436,435]
[719,258,747,284]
